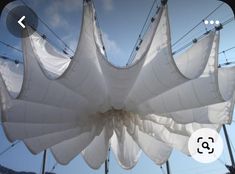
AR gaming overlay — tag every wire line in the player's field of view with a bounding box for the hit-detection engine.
[0,40,22,53]
[127,0,159,65]
[173,16,234,55]
[49,162,58,173]
[20,0,75,54]
[172,3,224,47]
[139,0,158,36]
[0,141,20,156]
[219,46,235,54]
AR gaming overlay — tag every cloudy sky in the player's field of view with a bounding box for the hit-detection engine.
[1,0,234,65]
[0,0,235,174]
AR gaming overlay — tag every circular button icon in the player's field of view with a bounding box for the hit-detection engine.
[6,5,38,38]
[188,128,224,164]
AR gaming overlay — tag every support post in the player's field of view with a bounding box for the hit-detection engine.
[105,147,111,174]
[166,160,171,174]
[223,125,235,173]
[105,159,108,174]
[223,125,235,166]
[41,150,47,174]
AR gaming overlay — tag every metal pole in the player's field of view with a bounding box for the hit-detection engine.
[105,146,111,174]
[166,160,171,174]
[41,150,47,174]
[223,125,235,166]
[105,159,108,174]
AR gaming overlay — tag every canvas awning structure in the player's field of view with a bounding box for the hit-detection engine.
[1,0,235,170]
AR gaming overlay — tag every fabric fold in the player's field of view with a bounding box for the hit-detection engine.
[0,58,23,98]
[50,119,104,165]
[137,33,235,115]
[55,1,109,112]
[125,8,215,111]
[111,118,141,169]
[0,0,235,170]
[126,123,172,165]
[82,121,113,169]
[20,30,90,112]
[162,94,235,124]
[96,6,164,109]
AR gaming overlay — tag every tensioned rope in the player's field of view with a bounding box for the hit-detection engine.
[1,1,232,65]
[139,0,159,37]
[105,146,111,174]
[0,40,22,53]
[219,61,235,67]
[127,0,160,65]
[0,54,22,64]
[2,0,107,59]
[0,2,234,65]
[127,2,225,65]
[2,0,161,65]
[2,6,74,59]
[49,162,58,173]
[1,37,235,67]
[219,46,235,54]
[91,0,108,59]
[0,140,20,157]
[18,0,75,58]
[172,3,224,48]
[20,0,75,55]
[173,16,234,55]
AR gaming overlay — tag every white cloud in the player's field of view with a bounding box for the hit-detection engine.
[49,13,68,28]
[102,32,121,55]
[102,0,114,11]
[45,0,82,28]
[62,34,78,52]
[102,32,128,65]
[46,0,82,14]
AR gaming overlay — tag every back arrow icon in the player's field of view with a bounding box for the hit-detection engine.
[18,16,26,28]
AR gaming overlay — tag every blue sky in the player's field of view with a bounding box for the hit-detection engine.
[0,0,235,174]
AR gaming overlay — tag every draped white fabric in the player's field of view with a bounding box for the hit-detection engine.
[1,0,235,170]
[0,58,23,98]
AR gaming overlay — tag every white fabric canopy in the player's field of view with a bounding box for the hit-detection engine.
[0,58,23,98]
[1,0,235,170]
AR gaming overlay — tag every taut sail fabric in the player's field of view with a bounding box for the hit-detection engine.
[1,0,235,170]
[0,58,23,98]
